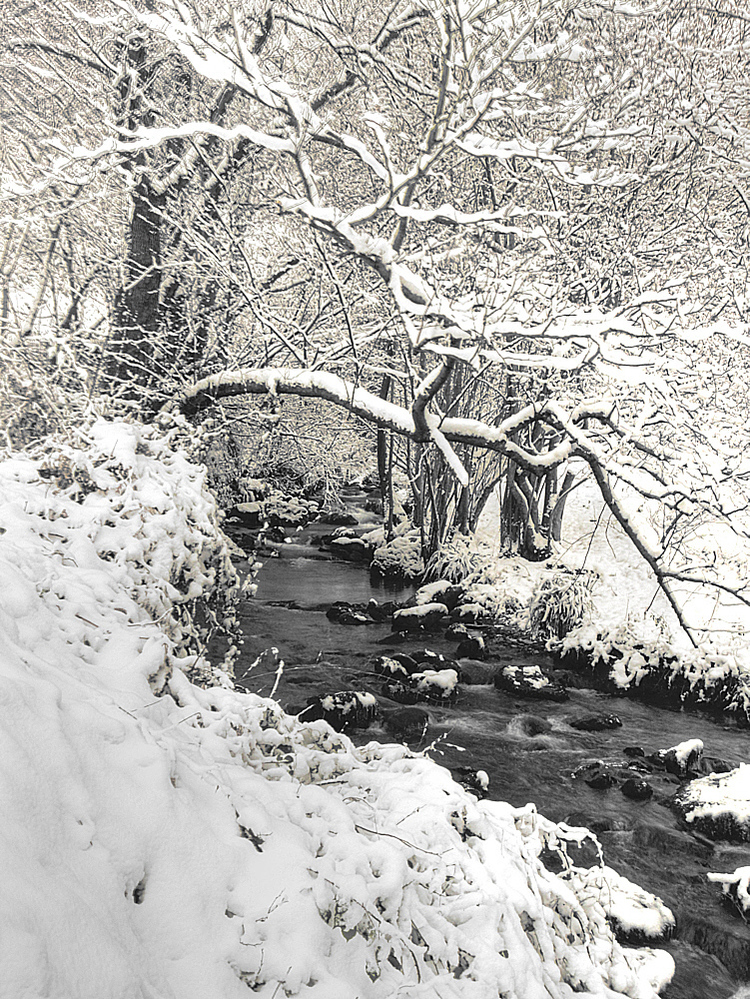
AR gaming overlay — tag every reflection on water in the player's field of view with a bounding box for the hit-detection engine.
[253,549,414,607]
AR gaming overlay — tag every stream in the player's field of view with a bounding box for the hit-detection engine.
[226,512,750,999]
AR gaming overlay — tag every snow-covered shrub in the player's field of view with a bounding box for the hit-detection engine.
[461,581,516,620]
[3,417,240,682]
[530,570,596,640]
[424,532,494,583]
[565,866,675,944]
[0,318,93,449]
[555,621,750,723]
[371,529,424,580]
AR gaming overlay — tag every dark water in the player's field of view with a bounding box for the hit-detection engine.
[252,543,414,607]
[231,543,750,999]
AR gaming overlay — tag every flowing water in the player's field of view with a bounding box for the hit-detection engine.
[228,522,750,999]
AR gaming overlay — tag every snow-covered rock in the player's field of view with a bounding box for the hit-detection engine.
[0,420,674,999]
[663,738,703,776]
[567,867,675,944]
[495,664,569,702]
[298,690,380,731]
[411,578,463,610]
[674,765,750,840]
[707,866,750,918]
[393,601,448,631]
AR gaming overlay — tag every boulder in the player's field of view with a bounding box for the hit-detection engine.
[298,691,379,731]
[411,579,464,612]
[663,738,703,777]
[494,665,569,702]
[382,707,429,743]
[318,510,359,527]
[673,765,750,841]
[621,778,654,801]
[233,500,264,525]
[571,866,674,945]
[412,668,460,704]
[410,648,455,668]
[265,494,317,527]
[409,650,464,683]
[569,713,622,732]
[452,766,490,799]
[382,667,460,705]
[371,655,410,680]
[382,679,421,705]
[451,602,489,624]
[509,713,553,737]
[262,525,287,543]
[392,603,448,632]
[456,635,486,659]
[366,598,401,622]
[388,653,422,674]
[586,772,617,790]
[445,623,470,641]
[707,867,750,920]
[327,536,374,563]
[326,601,370,625]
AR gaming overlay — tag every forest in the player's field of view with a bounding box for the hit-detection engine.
[4,0,750,642]
[3,1,750,997]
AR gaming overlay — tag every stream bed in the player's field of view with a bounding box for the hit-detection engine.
[229,528,750,999]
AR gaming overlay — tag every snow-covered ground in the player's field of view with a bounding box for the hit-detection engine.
[0,419,675,998]
[477,464,750,666]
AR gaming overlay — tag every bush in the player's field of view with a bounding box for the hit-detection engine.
[530,570,596,640]
[371,530,424,580]
[424,533,494,583]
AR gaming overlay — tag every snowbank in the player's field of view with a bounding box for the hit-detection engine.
[0,420,674,998]
[554,624,750,724]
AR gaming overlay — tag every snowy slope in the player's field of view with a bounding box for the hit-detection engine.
[0,420,673,998]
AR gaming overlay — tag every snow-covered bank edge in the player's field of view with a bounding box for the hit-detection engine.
[0,419,674,998]
[552,624,750,725]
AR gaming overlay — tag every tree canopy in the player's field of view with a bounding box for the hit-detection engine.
[4,0,750,644]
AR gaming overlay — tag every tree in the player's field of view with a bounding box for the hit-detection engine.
[6,0,750,644]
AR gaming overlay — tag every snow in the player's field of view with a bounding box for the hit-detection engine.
[475,461,750,672]
[0,419,674,998]
[413,667,459,695]
[393,601,449,620]
[677,765,750,836]
[707,867,750,916]
[413,579,456,604]
[667,738,703,768]
[503,665,554,690]
[568,867,675,942]
[320,691,378,716]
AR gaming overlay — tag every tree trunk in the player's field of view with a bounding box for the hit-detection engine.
[111,178,166,387]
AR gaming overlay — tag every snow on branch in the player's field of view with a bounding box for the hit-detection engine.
[172,366,579,475]
[49,121,295,175]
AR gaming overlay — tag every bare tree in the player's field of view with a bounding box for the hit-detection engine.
[6,0,750,642]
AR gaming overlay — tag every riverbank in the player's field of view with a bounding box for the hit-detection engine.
[0,419,675,999]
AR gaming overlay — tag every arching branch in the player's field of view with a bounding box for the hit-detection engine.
[171,365,577,475]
